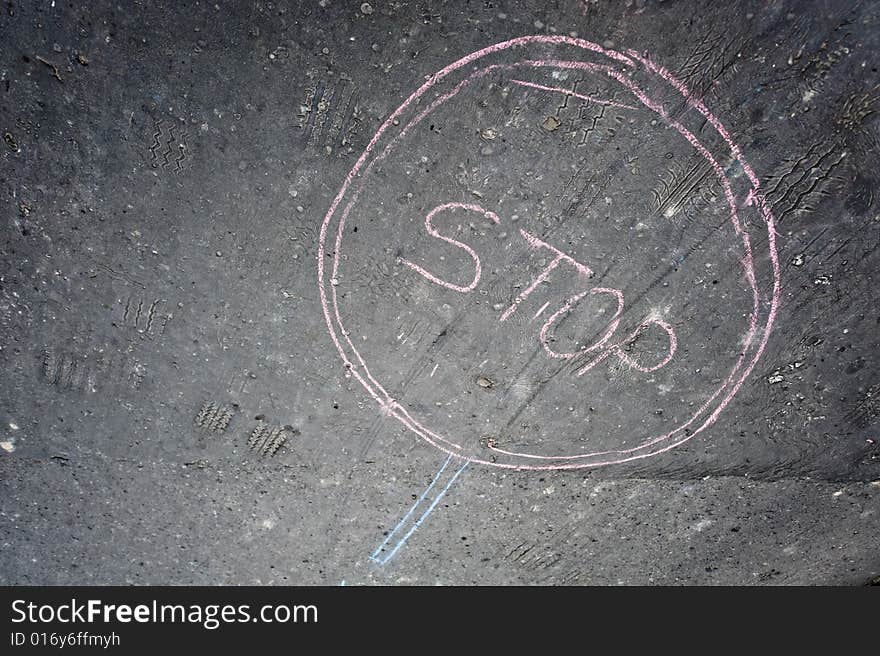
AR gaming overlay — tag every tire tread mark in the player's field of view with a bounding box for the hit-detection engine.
[148,119,163,167]
[161,123,176,170]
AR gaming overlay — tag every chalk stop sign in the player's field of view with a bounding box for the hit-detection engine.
[318,36,780,470]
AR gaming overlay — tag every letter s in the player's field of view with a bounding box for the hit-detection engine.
[399,202,500,293]
[11,600,25,622]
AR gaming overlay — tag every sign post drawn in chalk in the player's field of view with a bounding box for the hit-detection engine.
[317,35,780,565]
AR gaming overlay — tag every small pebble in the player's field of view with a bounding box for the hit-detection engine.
[542,116,561,132]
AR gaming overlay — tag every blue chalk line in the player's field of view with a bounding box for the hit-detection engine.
[370,455,469,565]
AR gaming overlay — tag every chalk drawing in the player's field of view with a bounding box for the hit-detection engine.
[575,315,677,376]
[318,35,780,472]
[509,78,639,111]
[498,229,593,322]
[399,202,501,293]
[313,35,784,572]
[533,300,551,320]
[538,286,624,360]
[402,215,677,376]
[370,455,470,566]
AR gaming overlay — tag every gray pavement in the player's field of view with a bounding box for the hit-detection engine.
[0,0,877,585]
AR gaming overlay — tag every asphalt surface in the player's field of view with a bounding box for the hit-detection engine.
[1,0,878,585]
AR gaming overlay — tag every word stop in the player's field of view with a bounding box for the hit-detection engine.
[399,202,677,376]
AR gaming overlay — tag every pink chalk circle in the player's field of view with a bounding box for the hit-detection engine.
[317,35,780,470]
